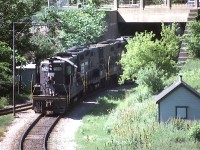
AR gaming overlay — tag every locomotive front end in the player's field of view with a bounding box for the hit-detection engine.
[32,58,73,114]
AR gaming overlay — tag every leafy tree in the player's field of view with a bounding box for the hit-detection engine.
[0,0,47,96]
[30,32,62,63]
[29,32,62,82]
[0,42,12,97]
[41,4,106,49]
[182,21,200,57]
[119,23,179,87]
[0,0,46,56]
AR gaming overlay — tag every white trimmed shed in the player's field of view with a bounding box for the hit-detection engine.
[155,75,200,122]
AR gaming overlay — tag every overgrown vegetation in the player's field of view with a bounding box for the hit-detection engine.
[76,59,200,150]
[182,20,200,57]
[189,124,200,142]
[119,23,179,94]
[39,4,106,49]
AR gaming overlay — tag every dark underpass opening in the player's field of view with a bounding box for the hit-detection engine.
[119,23,162,38]
[118,22,186,39]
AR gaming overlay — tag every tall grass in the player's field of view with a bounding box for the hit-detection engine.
[76,87,129,150]
[181,59,200,92]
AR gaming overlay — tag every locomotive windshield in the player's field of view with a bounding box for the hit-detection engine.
[53,66,62,71]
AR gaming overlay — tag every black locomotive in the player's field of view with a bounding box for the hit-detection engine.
[32,38,127,114]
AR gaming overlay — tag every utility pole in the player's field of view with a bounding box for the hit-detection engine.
[12,22,16,117]
[48,0,50,8]
[12,22,51,117]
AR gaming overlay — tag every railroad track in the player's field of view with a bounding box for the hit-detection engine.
[0,103,32,116]
[18,83,123,150]
[19,114,62,150]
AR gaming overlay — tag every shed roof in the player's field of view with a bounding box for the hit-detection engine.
[155,78,200,104]
[16,64,36,69]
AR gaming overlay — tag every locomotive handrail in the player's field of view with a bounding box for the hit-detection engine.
[32,83,68,96]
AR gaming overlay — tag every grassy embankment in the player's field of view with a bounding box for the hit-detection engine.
[0,115,13,141]
[76,59,200,150]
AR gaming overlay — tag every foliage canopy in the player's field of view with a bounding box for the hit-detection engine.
[0,42,12,96]
[182,20,200,57]
[39,4,106,49]
[119,23,179,91]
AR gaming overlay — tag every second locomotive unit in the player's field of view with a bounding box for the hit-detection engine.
[32,38,127,114]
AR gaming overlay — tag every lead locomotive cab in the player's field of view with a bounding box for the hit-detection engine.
[33,56,78,114]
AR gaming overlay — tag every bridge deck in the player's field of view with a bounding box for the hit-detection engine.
[117,5,199,22]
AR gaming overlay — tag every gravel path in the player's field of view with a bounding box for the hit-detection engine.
[48,96,99,150]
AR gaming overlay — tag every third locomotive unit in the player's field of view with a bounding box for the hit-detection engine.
[32,38,127,114]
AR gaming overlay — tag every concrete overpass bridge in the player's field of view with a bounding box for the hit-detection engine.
[104,0,200,62]
[105,0,200,37]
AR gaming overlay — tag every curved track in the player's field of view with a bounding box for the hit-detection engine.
[19,114,62,150]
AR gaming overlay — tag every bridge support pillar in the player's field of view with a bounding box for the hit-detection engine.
[167,0,171,9]
[114,0,118,10]
[195,0,199,8]
[140,0,144,9]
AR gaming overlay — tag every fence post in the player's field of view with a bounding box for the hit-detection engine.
[195,0,199,8]
[114,0,119,10]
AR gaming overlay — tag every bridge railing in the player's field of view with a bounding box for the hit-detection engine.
[116,0,199,8]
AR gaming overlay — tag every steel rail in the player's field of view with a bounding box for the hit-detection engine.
[19,114,62,150]
[0,103,32,116]
[44,114,63,150]
[19,114,43,150]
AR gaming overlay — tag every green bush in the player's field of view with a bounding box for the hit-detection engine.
[189,124,200,141]
[15,94,31,104]
[132,85,153,102]
[136,63,165,94]
[0,97,9,109]
[182,21,200,58]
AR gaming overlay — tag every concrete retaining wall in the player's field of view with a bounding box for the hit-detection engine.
[103,10,120,39]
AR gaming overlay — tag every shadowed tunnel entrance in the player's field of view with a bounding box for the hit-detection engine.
[118,23,162,38]
[118,22,186,38]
